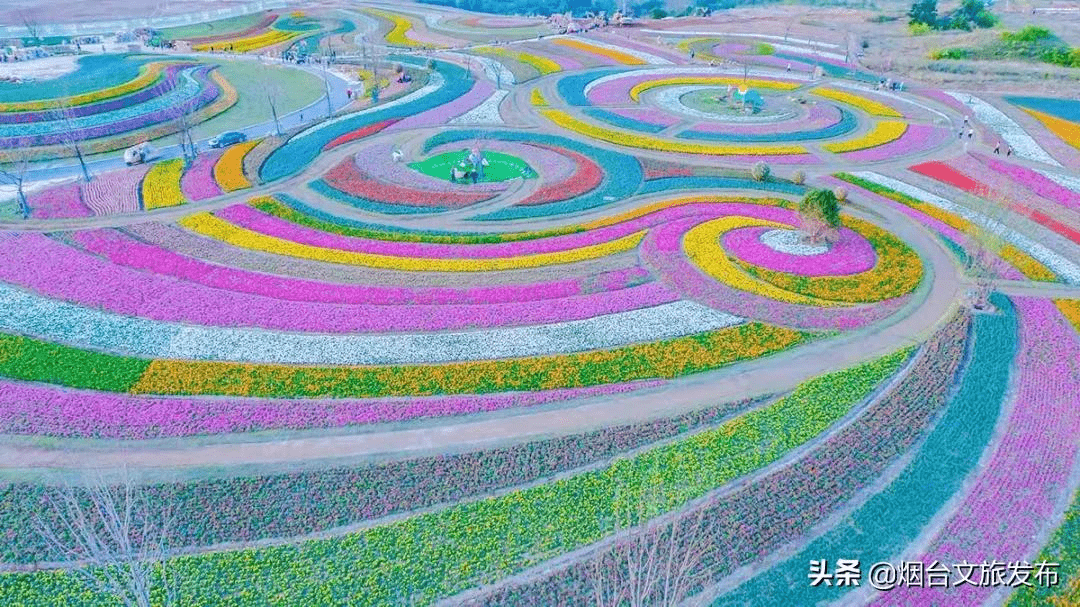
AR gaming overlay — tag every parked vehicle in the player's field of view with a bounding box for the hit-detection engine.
[209,131,247,148]
[123,142,157,165]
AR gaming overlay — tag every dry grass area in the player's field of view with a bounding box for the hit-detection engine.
[0,0,256,28]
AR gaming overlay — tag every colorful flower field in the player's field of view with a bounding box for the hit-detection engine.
[1,6,1078,607]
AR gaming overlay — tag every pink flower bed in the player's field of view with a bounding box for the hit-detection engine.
[27,182,92,219]
[722,225,877,276]
[386,80,495,132]
[841,124,949,163]
[721,153,821,165]
[977,152,1080,214]
[0,378,664,439]
[872,296,1080,607]
[637,202,906,330]
[180,150,224,201]
[0,232,678,334]
[711,42,751,56]
[81,164,150,215]
[73,227,650,306]
[592,33,687,63]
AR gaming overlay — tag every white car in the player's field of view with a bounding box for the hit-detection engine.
[123,142,157,165]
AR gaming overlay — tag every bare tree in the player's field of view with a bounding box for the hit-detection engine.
[19,11,41,45]
[261,64,284,137]
[962,181,1019,310]
[0,140,35,219]
[591,470,710,607]
[32,470,178,607]
[49,97,93,182]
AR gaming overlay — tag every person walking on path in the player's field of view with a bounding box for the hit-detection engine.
[958,129,964,139]
[994,142,1001,154]
[1007,145,1013,157]
[968,128,974,139]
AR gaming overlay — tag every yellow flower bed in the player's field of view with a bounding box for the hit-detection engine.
[683,216,844,306]
[1056,299,1080,334]
[629,76,799,102]
[213,140,259,192]
[365,9,437,49]
[129,322,806,397]
[553,39,645,65]
[823,121,907,153]
[530,88,548,106]
[192,29,299,53]
[541,109,806,155]
[736,216,923,303]
[141,158,187,210]
[1022,108,1080,151]
[177,212,646,271]
[0,62,170,112]
[811,88,902,117]
[473,46,561,75]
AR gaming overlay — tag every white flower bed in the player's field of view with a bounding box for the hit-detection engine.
[449,89,508,125]
[1036,168,1080,195]
[291,71,444,145]
[760,229,828,256]
[651,85,794,123]
[853,171,1080,284]
[768,42,847,62]
[576,38,673,65]
[945,92,1061,167]
[0,287,744,364]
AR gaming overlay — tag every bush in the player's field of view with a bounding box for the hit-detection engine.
[792,170,806,185]
[834,186,848,203]
[909,22,933,36]
[751,161,770,181]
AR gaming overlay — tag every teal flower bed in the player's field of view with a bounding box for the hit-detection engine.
[307,180,449,215]
[1005,96,1080,123]
[583,107,668,133]
[556,69,622,106]
[0,54,155,102]
[711,293,1017,606]
[638,176,806,196]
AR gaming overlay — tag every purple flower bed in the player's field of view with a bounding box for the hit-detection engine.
[636,204,906,330]
[73,228,650,306]
[875,297,1080,607]
[841,124,949,163]
[0,64,189,124]
[0,66,220,148]
[978,153,1080,214]
[181,149,224,201]
[385,79,494,132]
[711,42,752,56]
[2,393,763,566]
[0,232,679,334]
[722,225,877,276]
[81,164,149,215]
[26,182,92,219]
[0,378,662,439]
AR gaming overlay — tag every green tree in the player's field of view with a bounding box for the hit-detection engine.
[908,0,938,27]
[798,189,842,244]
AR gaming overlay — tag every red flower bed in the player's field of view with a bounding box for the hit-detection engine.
[911,160,1080,246]
[322,118,400,151]
[322,158,495,208]
[639,157,694,180]
[516,147,603,206]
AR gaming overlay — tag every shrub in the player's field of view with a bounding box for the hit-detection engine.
[909,22,933,36]
[834,186,848,203]
[751,161,771,182]
[792,170,806,185]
